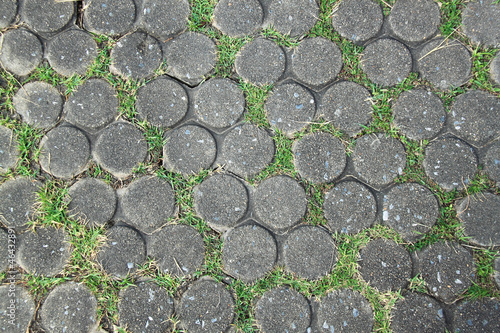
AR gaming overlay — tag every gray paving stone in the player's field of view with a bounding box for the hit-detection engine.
[234,38,286,86]
[0,285,36,333]
[147,224,204,276]
[291,37,343,87]
[491,53,500,86]
[194,78,245,129]
[164,32,217,86]
[390,292,446,333]
[110,32,162,81]
[484,140,500,186]
[163,125,217,175]
[267,0,319,37]
[361,38,412,87]
[0,28,43,76]
[0,125,19,173]
[46,29,98,77]
[178,278,235,333]
[83,0,136,36]
[331,0,383,44]
[265,82,316,136]
[0,177,40,231]
[456,192,500,247]
[255,287,311,333]
[13,81,63,130]
[418,38,472,90]
[495,257,500,288]
[140,0,190,40]
[118,281,174,333]
[194,173,248,232]
[292,132,346,184]
[213,0,264,37]
[352,133,406,188]
[222,223,277,282]
[320,81,373,137]
[382,183,440,242]
[40,282,98,333]
[93,122,148,179]
[135,77,189,128]
[284,225,336,280]
[121,176,176,234]
[388,0,440,44]
[413,241,475,304]
[254,175,307,230]
[0,0,17,29]
[462,0,500,48]
[21,0,74,34]
[451,298,500,333]
[423,136,478,191]
[324,180,377,234]
[0,229,8,273]
[64,79,118,133]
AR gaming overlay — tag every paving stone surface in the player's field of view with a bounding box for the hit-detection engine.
[450,298,500,332]
[495,257,500,289]
[83,0,136,36]
[462,0,500,48]
[0,285,36,333]
[213,0,264,37]
[390,292,446,333]
[388,0,440,44]
[21,0,74,34]
[267,0,319,37]
[0,0,17,29]
[140,0,190,40]
[484,140,500,186]
[0,229,8,273]
[0,28,43,76]
[331,0,383,44]
[0,177,40,231]
[0,125,19,172]
[491,53,500,86]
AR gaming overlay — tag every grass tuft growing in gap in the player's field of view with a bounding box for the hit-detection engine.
[241,82,273,127]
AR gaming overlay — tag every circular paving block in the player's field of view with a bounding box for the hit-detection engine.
[47,29,98,77]
[292,132,346,184]
[0,177,40,231]
[418,38,472,90]
[413,241,475,304]
[462,0,500,48]
[316,289,374,333]
[163,125,217,175]
[222,223,277,282]
[451,298,500,332]
[0,229,8,273]
[265,82,316,136]
[235,38,286,86]
[147,224,204,276]
[423,136,478,191]
[0,285,36,333]
[93,122,148,179]
[456,192,500,247]
[254,175,307,230]
[118,281,174,333]
[121,176,176,234]
[358,238,412,292]
[361,38,412,87]
[178,278,235,333]
[213,0,263,37]
[0,125,19,172]
[390,292,446,333]
[255,287,311,333]
[267,0,319,37]
[13,81,63,130]
[352,133,406,188]
[194,78,245,129]
[0,28,43,76]
[141,0,190,40]
[484,140,500,186]
[64,79,118,133]
[320,81,372,137]
[135,77,188,128]
[40,282,97,333]
[194,173,248,232]
[331,0,383,44]
[83,0,136,36]
[110,32,162,81]
[388,0,440,44]
[220,123,275,178]
[292,37,342,87]
[0,0,17,29]
[491,53,500,86]
[383,183,440,242]
[21,0,74,33]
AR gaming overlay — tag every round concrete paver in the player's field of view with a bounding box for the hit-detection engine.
[21,0,74,34]
[194,173,248,232]
[0,28,43,76]
[83,0,136,36]
[491,53,500,86]
[484,140,500,187]
[390,292,446,333]
[331,0,383,44]
[213,0,263,37]
[0,125,19,172]
[423,136,478,191]
[254,175,307,230]
[0,177,40,231]
[13,81,63,130]
[140,0,190,40]
[147,224,204,276]
[388,0,440,44]
[0,229,8,273]
[0,285,35,333]
[451,298,500,332]
[255,287,311,333]
[462,0,500,48]
[222,223,277,283]
[267,0,319,37]
[0,0,17,29]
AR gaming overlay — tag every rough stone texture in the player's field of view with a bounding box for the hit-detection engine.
[462,0,500,48]
[0,28,43,76]
[135,77,189,128]
[0,285,36,333]
[451,298,500,332]
[390,292,446,333]
[292,132,347,184]
[331,0,383,44]
[267,0,319,37]
[0,177,40,231]
[0,125,19,172]
[21,0,74,33]
[495,257,500,289]
[358,238,412,292]
[194,173,248,232]
[484,140,500,186]
[222,223,277,282]
[13,81,63,129]
[456,192,500,247]
[235,38,286,86]
[361,38,412,87]
[254,175,307,230]
[83,0,136,36]
[163,125,217,175]
[423,136,478,191]
[352,133,406,188]
[413,241,475,304]
[284,225,336,280]
[255,287,311,333]
[147,224,204,276]
[388,0,440,44]
[0,229,8,273]
[324,180,377,234]
[418,38,472,90]
[0,0,17,29]
[213,0,264,37]
[383,183,440,242]
[40,282,97,333]
[140,0,190,40]
[491,53,500,86]
[118,281,174,333]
